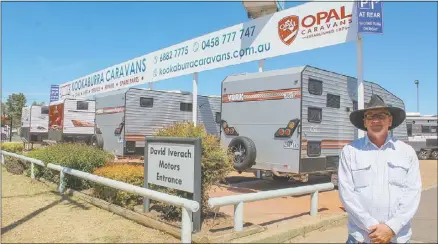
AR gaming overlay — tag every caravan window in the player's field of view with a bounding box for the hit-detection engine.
[431,126,437,133]
[41,106,49,114]
[407,123,413,136]
[308,107,322,123]
[422,126,431,133]
[215,112,221,123]
[77,101,88,110]
[326,94,340,108]
[180,102,193,112]
[307,141,321,157]
[140,97,153,108]
[308,78,323,95]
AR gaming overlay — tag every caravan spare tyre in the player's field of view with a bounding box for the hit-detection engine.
[228,136,257,171]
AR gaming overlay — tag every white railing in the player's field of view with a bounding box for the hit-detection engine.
[208,182,334,231]
[1,150,199,243]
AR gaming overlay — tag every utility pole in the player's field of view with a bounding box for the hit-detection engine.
[414,80,419,112]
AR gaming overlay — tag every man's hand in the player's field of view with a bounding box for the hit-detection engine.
[368,224,394,243]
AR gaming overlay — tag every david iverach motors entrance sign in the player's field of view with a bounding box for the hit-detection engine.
[143,137,202,232]
[148,142,195,192]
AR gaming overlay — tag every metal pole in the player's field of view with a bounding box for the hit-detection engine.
[9,117,12,142]
[310,191,319,216]
[258,60,264,72]
[255,59,264,179]
[181,207,193,243]
[31,162,35,179]
[193,73,198,126]
[415,80,419,112]
[59,170,65,193]
[234,202,244,231]
[357,34,365,139]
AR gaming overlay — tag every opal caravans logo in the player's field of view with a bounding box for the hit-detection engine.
[278,15,299,46]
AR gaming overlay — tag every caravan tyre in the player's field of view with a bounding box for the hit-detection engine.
[418,150,430,160]
[228,136,257,171]
[91,134,104,149]
[431,150,438,160]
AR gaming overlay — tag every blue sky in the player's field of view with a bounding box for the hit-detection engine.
[2,1,437,115]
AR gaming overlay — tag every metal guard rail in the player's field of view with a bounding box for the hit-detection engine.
[1,150,199,243]
[208,182,334,232]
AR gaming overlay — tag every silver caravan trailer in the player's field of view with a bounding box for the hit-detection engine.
[220,66,408,183]
[20,105,49,143]
[405,113,438,160]
[93,88,221,157]
[47,98,96,144]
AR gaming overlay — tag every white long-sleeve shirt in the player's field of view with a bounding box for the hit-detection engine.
[338,135,422,243]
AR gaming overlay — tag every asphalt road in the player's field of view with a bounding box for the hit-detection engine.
[411,186,437,243]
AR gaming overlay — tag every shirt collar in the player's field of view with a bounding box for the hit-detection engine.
[365,133,394,149]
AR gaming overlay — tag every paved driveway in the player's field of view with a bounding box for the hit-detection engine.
[411,186,437,243]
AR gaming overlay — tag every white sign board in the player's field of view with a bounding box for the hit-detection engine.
[147,142,195,193]
[58,1,357,100]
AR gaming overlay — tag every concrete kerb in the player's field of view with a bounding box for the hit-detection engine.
[229,213,348,243]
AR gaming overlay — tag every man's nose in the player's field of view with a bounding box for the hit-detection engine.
[371,118,382,123]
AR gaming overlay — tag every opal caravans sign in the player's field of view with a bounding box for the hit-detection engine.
[57,1,357,100]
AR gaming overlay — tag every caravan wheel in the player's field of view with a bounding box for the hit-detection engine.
[228,136,257,171]
[91,134,104,149]
[431,150,438,160]
[418,150,430,160]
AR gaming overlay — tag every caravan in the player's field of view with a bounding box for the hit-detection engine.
[220,66,408,182]
[20,105,49,143]
[406,113,438,160]
[47,98,96,144]
[93,88,221,157]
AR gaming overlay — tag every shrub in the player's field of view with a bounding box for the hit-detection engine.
[150,121,234,219]
[93,164,144,209]
[1,142,27,174]
[1,142,24,153]
[90,122,233,220]
[26,143,114,190]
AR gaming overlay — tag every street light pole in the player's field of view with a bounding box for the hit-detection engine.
[414,80,419,113]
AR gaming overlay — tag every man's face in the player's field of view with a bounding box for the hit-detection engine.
[363,108,393,135]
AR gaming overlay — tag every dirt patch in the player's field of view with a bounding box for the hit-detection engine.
[1,167,178,243]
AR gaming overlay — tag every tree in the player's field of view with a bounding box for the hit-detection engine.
[1,102,7,127]
[32,101,45,106]
[5,93,27,128]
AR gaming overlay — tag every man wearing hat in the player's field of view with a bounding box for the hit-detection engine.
[338,94,422,243]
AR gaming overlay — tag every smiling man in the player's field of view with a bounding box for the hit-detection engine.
[338,94,422,243]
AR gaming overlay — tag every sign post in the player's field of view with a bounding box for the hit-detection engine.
[143,137,202,233]
[356,0,383,138]
[357,0,383,34]
[50,85,60,103]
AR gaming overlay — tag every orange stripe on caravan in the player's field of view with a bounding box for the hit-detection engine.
[222,88,301,103]
[125,135,146,141]
[301,140,351,144]
[301,145,346,150]
[301,140,351,150]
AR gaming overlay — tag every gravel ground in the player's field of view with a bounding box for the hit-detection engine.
[1,167,179,243]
